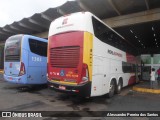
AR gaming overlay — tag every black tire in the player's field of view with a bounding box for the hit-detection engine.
[116,80,122,94]
[107,80,116,98]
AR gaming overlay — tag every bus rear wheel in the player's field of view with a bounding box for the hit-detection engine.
[107,80,115,98]
[116,80,122,94]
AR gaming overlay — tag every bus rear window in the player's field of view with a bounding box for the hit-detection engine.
[5,36,21,62]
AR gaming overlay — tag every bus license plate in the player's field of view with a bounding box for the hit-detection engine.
[59,85,66,90]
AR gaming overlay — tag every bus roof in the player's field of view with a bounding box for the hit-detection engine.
[48,11,125,40]
[49,12,94,36]
[6,34,47,42]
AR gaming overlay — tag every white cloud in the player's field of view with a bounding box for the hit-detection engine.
[0,0,68,27]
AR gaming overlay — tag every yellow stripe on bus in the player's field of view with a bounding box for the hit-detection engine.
[51,80,77,85]
[83,32,93,81]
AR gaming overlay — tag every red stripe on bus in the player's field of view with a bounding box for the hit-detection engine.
[128,76,136,85]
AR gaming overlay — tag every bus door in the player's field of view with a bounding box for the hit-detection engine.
[142,66,151,80]
[4,38,21,78]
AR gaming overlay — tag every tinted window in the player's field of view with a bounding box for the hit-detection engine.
[5,35,22,62]
[143,66,151,72]
[122,62,136,73]
[29,39,47,57]
[92,17,136,55]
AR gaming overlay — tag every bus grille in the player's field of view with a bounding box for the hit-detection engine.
[5,55,20,62]
[50,46,80,68]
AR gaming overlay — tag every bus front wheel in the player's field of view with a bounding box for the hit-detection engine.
[107,80,116,98]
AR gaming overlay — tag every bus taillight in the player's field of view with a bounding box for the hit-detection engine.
[19,62,26,76]
[80,63,89,84]
[47,63,50,80]
[47,63,48,74]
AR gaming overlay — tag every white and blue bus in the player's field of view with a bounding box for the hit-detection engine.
[4,34,47,84]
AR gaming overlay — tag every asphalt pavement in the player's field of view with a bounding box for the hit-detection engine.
[0,74,160,120]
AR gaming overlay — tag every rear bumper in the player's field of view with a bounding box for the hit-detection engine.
[4,74,26,84]
[48,81,91,97]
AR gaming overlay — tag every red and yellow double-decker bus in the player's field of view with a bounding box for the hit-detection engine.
[47,12,141,98]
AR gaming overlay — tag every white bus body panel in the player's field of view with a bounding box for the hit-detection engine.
[91,37,130,96]
[49,12,94,37]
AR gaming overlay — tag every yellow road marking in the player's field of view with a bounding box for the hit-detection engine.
[133,86,160,94]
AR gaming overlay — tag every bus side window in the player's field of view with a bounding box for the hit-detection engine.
[122,62,136,73]
[29,39,47,57]
[92,16,136,56]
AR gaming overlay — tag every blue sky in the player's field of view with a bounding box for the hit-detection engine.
[0,0,70,27]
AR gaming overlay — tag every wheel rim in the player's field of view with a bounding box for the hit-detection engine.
[109,81,115,96]
[118,83,121,91]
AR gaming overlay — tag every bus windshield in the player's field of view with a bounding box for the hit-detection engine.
[5,35,22,62]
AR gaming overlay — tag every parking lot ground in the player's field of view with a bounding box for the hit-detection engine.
[133,80,160,94]
[0,74,160,120]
